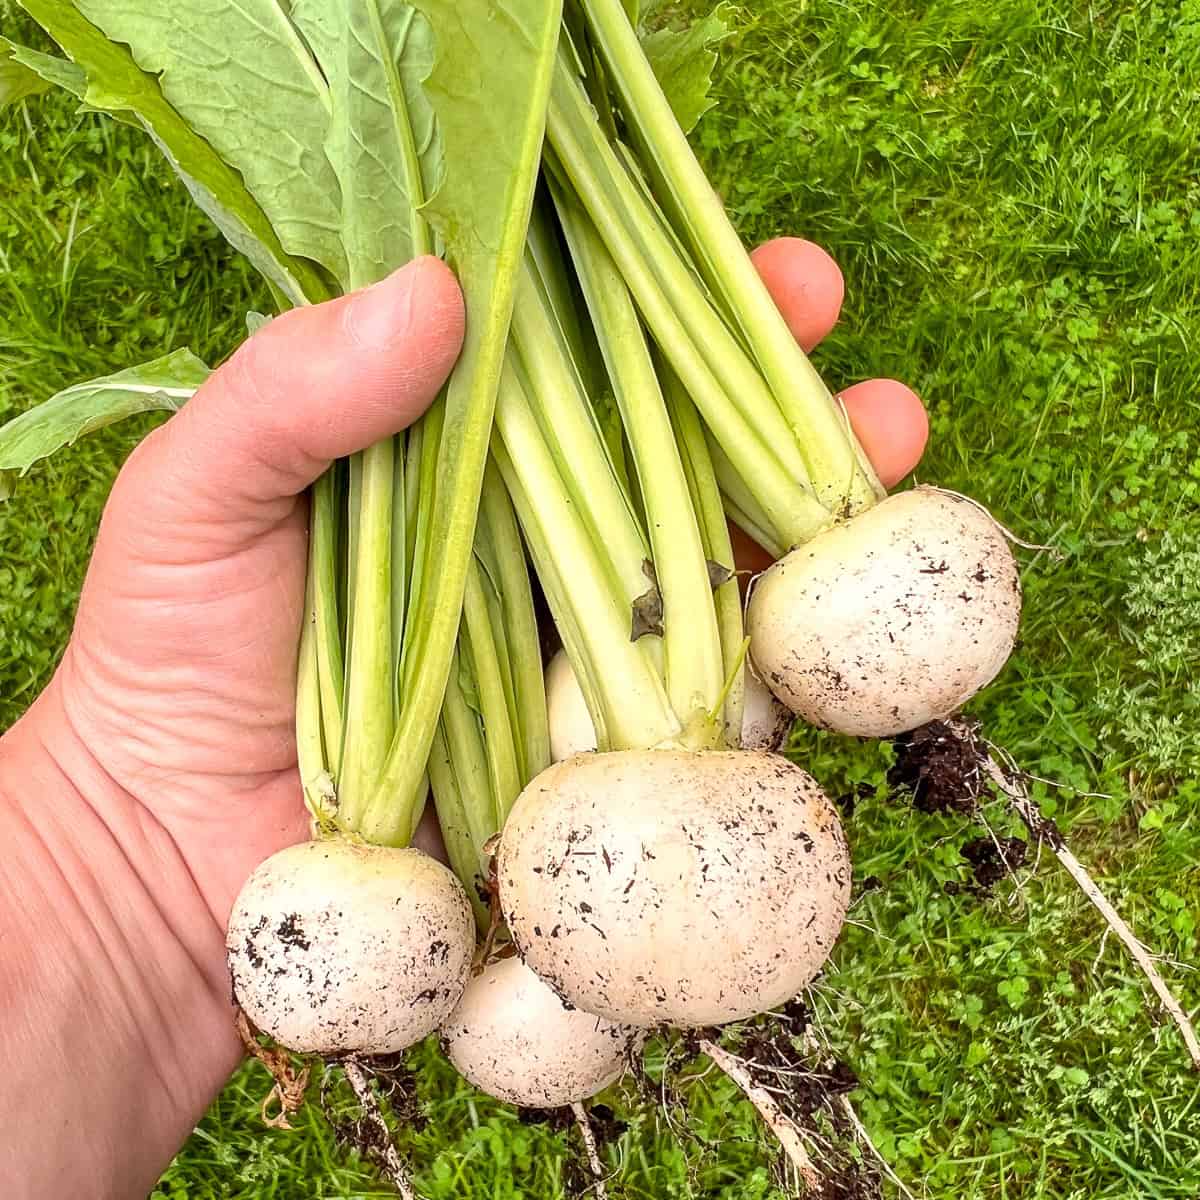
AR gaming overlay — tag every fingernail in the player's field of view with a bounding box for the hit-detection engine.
[345,261,423,350]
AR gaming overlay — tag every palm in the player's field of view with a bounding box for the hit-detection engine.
[61,442,312,920]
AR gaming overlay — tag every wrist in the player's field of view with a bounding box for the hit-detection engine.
[0,684,238,1197]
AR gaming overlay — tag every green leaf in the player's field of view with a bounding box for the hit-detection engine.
[0,349,210,499]
[291,0,443,287]
[65,0,347,286]
[639,4,731,133]
[0,37,85,108]
[18,1,329,307]
[358,0,564,842]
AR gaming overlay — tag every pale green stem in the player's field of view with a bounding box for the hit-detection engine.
[338,439,395,823]
[493,438,615,753]
[664,369,746,743]
[545,80,825,550]
[511,263,651,609]
[578,0,884,514]
[461,559,522,829]
[429,674,494,931]
[400,403,444,682]
[310,471,345,766]
[709,438,792,561]
[558,193,724,734]
[297,559,332,822]
[494,362,679,752]
[389,436,407,700]
[479,461,550,788]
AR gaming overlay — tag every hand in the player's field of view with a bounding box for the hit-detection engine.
[0,237,924,1199]
[56,259,466,925]
[0,257,465,1198]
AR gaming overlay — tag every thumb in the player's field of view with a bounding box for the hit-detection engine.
[111,256,464,554]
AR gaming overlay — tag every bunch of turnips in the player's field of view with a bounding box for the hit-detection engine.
[3,0,1032,1187]
[222,0,1021,1107]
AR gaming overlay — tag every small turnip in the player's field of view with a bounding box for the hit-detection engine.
[748,487,1020,738]
[227,840,474,1055]
[546,646,599,761]
[740,662,794,752]
[442,955,644,1107]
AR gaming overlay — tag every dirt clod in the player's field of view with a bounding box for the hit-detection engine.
[960,835,1028,891]
[888,719,988,813]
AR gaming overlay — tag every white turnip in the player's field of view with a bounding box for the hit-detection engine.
[227,840,474,1055]
[740,661,794,751]
[442,955,644,1107]
[498,749,851,1027]
[546,646,599,761]
[748,487,1020,738]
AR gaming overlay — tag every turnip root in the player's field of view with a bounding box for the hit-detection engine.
[748,487,1020,738]
[227,840,474,1055]
[442,956,644,1107]
[545,648,792,757]
[499,750,850,1027]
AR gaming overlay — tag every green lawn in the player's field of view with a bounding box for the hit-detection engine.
[2,1,1198,1197]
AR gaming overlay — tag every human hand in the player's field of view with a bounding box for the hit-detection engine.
[0,256,465,1198]
[0,235,924,1199]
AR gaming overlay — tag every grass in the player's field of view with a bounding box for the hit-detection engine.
[2,0,1199,1196]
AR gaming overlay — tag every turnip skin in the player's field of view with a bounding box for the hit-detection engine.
[740,664,794,752]
[546,647,598,761]
[227,840,473,1055]
[498,750,851,1028]
[747,487,1020,738]
[442,956,644,1107]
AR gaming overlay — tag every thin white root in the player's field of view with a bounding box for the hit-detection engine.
[571,1102,610,1200]
[838,1096,915,1200]
[923,484,1062,556]
[699,1039,823,1194]
[343,1060,418,1200]
[972,733,1200,1071]
[797,1028,911,1198]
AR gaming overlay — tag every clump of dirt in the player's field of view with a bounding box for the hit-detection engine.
[960,836,1028,892]
[322,1069,393,1173]
[516,1103,626,1199]
[359,1052,426,1132]
[731,1015,857,1125]
[516,1104,575,1132]
[586,1103,628,1146]
[681,1005,880,1199]
[888,720,1033,899]
[888,719,988,814]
